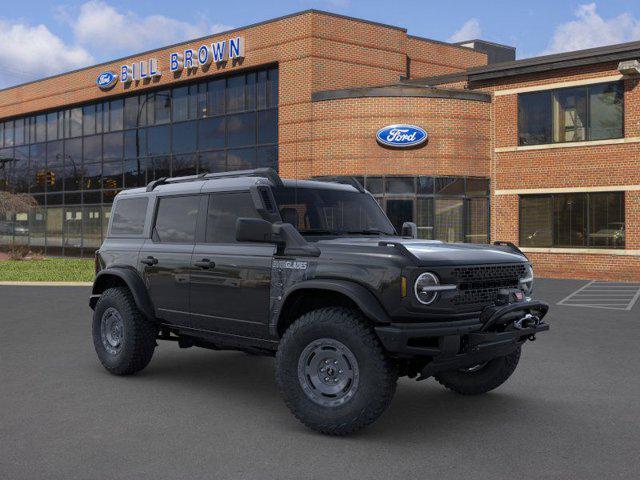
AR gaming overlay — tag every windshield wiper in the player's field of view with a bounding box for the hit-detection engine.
[300,229,340,235]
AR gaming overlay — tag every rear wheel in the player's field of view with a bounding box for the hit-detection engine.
[92,287,157,375]
[276,307,397,436]
[434,347,521,395]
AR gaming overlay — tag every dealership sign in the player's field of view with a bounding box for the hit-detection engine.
[96,71,118,90]
[96,36,245,90]
[376,124,428,148]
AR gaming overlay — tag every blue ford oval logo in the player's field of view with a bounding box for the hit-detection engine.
[376,124,428,148]
[96,71,118,90]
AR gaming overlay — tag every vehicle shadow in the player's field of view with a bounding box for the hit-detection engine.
[116,347,561,441]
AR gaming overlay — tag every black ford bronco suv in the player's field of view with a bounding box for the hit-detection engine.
[90,168,549,435]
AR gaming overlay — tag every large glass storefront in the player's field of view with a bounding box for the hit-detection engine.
[316,175,490,243]
[0,66,278,256]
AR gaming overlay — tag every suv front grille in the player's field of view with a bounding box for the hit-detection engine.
[450,264,525,306]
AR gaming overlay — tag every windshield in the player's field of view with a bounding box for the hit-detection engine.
[272,186,396,236]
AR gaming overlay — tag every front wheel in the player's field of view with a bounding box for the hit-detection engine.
[434,347,521,395]
[92,287,157,375]
[275,307,397,436]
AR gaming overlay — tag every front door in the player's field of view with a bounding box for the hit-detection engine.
[189,191,274,339]
[139,194,200,326]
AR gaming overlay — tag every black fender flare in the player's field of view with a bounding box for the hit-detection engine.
[90,267,155,321]
[274,279,391,335]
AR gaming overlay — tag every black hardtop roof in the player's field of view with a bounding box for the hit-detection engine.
[117,168,361,198]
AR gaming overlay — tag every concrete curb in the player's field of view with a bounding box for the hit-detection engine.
[0,281,93,286]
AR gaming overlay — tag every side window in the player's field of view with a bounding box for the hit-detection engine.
[110,197,148,236]
[205,192,260,243]
[154,195,200,244]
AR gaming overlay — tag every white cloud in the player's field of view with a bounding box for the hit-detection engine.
[543,3,640,54]
[448,19,481,43]
[0,20,93,88]
[68,1,232,57]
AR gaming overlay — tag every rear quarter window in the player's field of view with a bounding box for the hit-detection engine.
[109,197,149,236]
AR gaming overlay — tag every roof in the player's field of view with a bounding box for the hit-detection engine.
[467,39,640,81]
[312,84,491,103]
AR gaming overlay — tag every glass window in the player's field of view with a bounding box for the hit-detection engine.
[205,192,260,243]
[227,112,255,147]
[172,154,197,177]
[123,158,146,188]
[520,192,624,248]
[273,186,395,235]
[64,138,82,192]
[246,72,256,110]
[154,195,199,243]
[365,177,383,194]
[5,121,15,146]
[435,198,464,243]
[172,86,189,122]
[257,70,268,110]
[29,144,46,193]
[95,103,104,134]
[198,117,225,150]
[35,115,46,143]
[154,91,171,124]
[466,197,488,243]
[46,141,63,193]
[63,206,83,254]
[83,135,102,163]
[435,177,464,195]
[83,161,102,191]
[466,178,490,196]
[386,177,414,194]
[172,121,197,154]
[207,79,225,116]
[102,160,123,190]
[147,125,170,156]
[268,68,279,108]
[13,146,29,193]
[14,118,26,145]
[149,156,170,180]
[589,83,623,141]
[227,148,256,171]
[69,108,83,137]
[416,197,433,239]
[386,199,413,234]
[83,106,96,136]
[417,176,434,195]
[109,99,124,131]
[124,129,145,158]
[519,82,623,145]
[83,205,103,248]
[520,196,553,247]
[226,75,245,113]
[110,197,148,236]
[198,150,226,174]
[553,87,587,143]
[124,96,139,129]
[103,132,123,160]
[554,193,587,247]
[256,145,278,170]
[257,109,277,145]
[588,192,625,248]
[196,83,207,118]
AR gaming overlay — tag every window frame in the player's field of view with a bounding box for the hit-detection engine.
[517,81,624,146]
[518,192,625,249]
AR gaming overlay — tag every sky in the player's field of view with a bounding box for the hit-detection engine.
[1,0,640,88]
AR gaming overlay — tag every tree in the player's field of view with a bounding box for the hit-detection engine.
[0,191,37,216]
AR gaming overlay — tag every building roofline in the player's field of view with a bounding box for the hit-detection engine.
[453,39,516,51]
[401,71,469,86]
[312,84,491,103]
[0,9,407,95]
[406,34,479,53]
[467,40,640,81]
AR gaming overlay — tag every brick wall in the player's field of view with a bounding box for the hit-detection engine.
[406,37,487,79]
[482,63,640,281]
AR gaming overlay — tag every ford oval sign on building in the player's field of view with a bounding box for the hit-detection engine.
[96,71,118,90]
[376,124,428,148]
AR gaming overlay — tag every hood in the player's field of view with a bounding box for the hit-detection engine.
[312,236,527,266]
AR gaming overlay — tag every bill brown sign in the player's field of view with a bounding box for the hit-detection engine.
[97,36,245,89]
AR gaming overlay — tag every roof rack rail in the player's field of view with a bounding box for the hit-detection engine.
[203,168,283,186]
[315,176,365,193]
[145,168,283,192]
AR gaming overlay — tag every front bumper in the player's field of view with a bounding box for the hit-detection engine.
[375,299,549,378]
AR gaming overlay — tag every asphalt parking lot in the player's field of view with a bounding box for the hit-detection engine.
[1,279,639,480]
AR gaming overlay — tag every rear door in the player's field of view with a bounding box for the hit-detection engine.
[140,194,200,326]
[189,191,275,339]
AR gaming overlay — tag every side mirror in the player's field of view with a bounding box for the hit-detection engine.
[401,221,418,239]
[236,218,273,243]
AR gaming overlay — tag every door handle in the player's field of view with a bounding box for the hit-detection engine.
[141,256,158,266]
[194,259,214,269]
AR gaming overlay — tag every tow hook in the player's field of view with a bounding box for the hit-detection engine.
[514,313,541,341]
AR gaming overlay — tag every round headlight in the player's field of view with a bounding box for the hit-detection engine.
[414,272,440,305]
[519,264,534,294]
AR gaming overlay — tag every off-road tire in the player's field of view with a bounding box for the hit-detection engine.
[276,307,397,436]
[92,287,157,375]
[434,347,521,395]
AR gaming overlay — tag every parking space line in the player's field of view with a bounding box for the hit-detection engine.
[557,280,640,310]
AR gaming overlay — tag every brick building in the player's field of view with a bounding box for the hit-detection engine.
[0,10,638,281]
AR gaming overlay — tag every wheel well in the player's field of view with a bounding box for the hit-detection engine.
[277,289,365,337]
[93,274,128,295]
